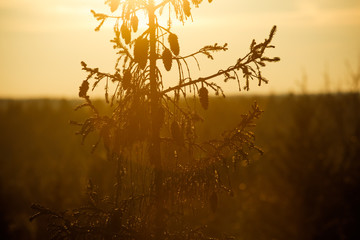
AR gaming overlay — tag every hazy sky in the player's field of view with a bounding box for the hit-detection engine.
[1,0,360,98]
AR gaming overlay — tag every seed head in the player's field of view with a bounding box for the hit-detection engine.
[123,69,131,90]
[108,0,120,12]
[134,37,149,69]
[183,0,191,17]
[131,15,138,33]
[199,87,209,110]
[120,24,131,44]
[79,80,89,98]
[168,33,180,56]
[162,48,173,71]
[191,0,203,7]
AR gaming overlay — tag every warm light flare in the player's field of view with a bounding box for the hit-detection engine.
[1,0,360,98]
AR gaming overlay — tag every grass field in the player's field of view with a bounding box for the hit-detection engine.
[0,93,359,239]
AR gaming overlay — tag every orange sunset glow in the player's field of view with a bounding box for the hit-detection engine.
[0,1,360,240]
[1,0,359,98]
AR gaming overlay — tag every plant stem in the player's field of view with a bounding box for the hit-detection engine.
[149,1,164,239]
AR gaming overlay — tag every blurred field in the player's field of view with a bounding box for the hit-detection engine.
[0,93,359,239]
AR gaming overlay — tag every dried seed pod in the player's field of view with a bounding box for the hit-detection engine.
[171,121,183,145]
[209,192,218,213]
[79,80,89,98]
[134,37,149,69]
[191,0,203,7]
[198,87,209,110]
[120,24,131,44]
[131,15,139,32]
[122,69,131,89]
[168,33,180,56]
[162,48,173,71]
[183,0,191,17]
[120,24,126,37]
[105,92,109,103]
[108,0,120,12]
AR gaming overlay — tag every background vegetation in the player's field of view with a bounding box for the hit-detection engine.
[0,90,359,239]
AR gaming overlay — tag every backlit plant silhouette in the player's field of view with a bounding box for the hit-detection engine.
[31,0,279,239]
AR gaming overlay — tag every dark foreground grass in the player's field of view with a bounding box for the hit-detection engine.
[0,93,359,239]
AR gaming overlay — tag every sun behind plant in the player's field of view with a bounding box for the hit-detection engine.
[31,1,279,239]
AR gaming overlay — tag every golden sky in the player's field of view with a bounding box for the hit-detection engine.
[1,0,360,98]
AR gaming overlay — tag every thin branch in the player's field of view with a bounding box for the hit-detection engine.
[161,65,238,94]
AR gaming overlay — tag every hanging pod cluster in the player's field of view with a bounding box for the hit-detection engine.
[183,0,191,17]
[168,33,180,56]
[119,12,139,45]
[131,14,138,33]
[191,0,214,6]
[79,80,89,98]
[134,37,149,69]
[162,48,172,71]
[161,33,180,71]
[184,0,214,16]
[107,0,120,13]
[120,24,131,44]
[122,69,131,90]
[198,87,209,110]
